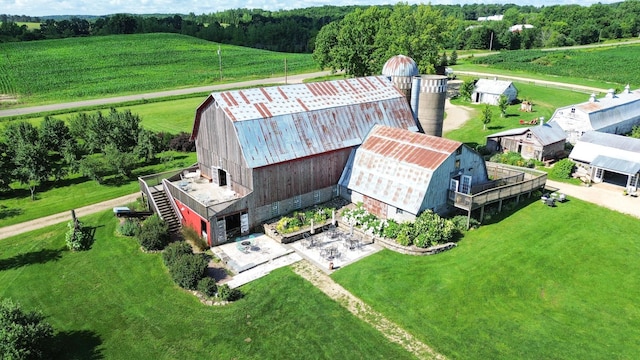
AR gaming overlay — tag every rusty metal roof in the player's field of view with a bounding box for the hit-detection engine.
[343,125,461,214]
[382,55,419,77]
[193,76,419,168]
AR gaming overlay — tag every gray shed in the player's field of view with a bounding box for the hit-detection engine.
[486,122,566,161]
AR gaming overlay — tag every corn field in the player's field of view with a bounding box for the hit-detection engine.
[0,33,317,105]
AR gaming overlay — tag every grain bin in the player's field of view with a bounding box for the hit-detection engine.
[412,75,447,137]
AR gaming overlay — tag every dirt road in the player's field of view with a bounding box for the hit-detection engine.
[0,71,336,118]
[0,193,140,240]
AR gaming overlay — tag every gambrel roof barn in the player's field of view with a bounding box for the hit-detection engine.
[175,76,420,245]
[340,125,488,221]
[549,86,640,143]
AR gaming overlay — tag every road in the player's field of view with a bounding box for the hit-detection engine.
[454,70,609,94]
[0,193,141,240]
[0,70,336,118]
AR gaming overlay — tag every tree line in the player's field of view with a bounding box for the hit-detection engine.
[0,109,194,199]
[3,2,640,52]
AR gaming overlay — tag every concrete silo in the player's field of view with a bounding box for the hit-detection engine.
[411,75,448,137]
[381,55,419,107]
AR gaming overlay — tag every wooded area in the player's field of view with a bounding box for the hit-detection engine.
[2,2,640,53]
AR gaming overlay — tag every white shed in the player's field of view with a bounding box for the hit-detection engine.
[471,79,518,105]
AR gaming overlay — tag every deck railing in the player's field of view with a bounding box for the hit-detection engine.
[451,164,547,211]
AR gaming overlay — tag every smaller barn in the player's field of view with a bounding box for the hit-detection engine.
[486,122,567,161]
[339,125,488,221]
[471,78,517,105]
[569,131,640,192]
[549,85,640,143]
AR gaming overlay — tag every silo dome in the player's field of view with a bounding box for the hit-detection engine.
[382,55,419,77]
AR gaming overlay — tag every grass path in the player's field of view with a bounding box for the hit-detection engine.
[292,260,446,360]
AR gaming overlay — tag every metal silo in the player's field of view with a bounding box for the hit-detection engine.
[415,75,447,137]
[381,55,419,107]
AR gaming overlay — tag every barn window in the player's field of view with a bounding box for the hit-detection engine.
[526,133,532,139]
[571,107,575,113]
[455,159,460,169]
[396,208,404,214]
[455,147,462,155]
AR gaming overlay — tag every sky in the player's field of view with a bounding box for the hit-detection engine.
[1,0,623,17]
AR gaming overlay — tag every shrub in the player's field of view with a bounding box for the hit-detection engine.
[181,226,209,251]
[117,219,139,236]
[197,277,218,297]
[217,284,243,301]
[382,219,401,239]
[168,253,208,290]
[550,158,575,179]
[168,132,195,152]
[451,215,480,231]
[0,298,54,360]
[65,220,93,251]
[162,241,193,267]
[136,214,170,251]
[395,223,413,246]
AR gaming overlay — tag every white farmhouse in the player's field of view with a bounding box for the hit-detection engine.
[548,85,640,143]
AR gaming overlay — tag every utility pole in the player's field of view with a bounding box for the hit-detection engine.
[217,45,222,82]
[489,31,494,51]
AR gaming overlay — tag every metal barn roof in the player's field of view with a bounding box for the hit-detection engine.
[193,76,419,168]
[343,125,461,214]
[551,88,640,131]
[569,131,640,169]
[487,122,566,146]
[474,78,514,95]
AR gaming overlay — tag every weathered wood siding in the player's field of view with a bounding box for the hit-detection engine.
[195,103,253,190]
[252,149,351,207]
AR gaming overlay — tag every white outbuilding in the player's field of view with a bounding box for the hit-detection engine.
[548,85,640,143]
[471,78,518,106]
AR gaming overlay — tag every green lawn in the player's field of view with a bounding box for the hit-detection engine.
[0,33,317,106]
[0,151,197,228]
[445,82,592,147]
[332,197,640,359]
[0,211,413,359]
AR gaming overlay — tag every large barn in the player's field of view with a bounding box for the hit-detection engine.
[169,76,419,245]
[339,125,489,221]
[549,85,640,143]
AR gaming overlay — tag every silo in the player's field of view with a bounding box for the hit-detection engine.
[381,55,419,107]
[416,75,447,137]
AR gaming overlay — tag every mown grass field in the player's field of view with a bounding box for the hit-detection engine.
[0,151,197,228]
[333,197,640,359]
[0,33,316,106]
[0,211,413,360]
[445,81,591,147]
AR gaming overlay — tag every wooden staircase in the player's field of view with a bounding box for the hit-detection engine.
[151,189,181,234]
